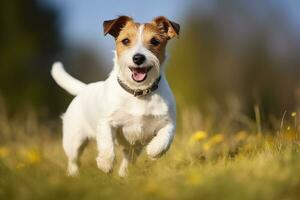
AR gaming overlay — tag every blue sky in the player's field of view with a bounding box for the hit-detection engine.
[42,0,193,57]
[42,0,300,61]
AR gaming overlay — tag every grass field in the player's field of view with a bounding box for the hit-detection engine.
[1,105,300,200]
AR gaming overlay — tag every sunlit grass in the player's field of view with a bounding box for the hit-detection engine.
[1,106,300,200]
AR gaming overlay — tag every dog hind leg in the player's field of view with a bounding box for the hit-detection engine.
[118,147,142,177]
[63,129,88,176]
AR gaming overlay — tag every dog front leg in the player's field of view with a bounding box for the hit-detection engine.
[146,122,175,159]
[96,121,115,173]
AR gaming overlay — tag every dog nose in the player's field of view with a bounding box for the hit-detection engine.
[133,54,146,65]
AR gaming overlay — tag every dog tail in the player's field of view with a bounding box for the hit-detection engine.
[51,62,86,96]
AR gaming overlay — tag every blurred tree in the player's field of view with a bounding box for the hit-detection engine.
[0,0,66,116]
[63,46,109,84]
[167,0,300,125]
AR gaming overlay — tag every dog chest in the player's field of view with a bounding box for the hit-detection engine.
[109,96,170,145]
[113,112,168,145]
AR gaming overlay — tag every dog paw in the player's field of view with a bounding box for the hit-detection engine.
[96,156,114,173]
[67,162,79,177]
[118,166,128,178]
[146,139,169,159]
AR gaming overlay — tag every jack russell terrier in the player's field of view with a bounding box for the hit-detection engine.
[51,16,180,177]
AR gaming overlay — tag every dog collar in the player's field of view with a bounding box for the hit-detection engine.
[117,76,161,97]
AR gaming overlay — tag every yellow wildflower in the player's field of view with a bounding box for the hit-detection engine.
[291,112,297,117]
[0,146,9,158]
[287,126,291,131]
[202,134,224,152]
[24,149,41,165]
[191,131,208,142]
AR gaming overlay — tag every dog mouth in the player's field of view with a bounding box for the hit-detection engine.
[129,66,152,82]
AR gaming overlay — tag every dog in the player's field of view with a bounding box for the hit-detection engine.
[51,16,180,177]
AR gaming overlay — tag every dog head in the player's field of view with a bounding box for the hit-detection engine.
[103,16,180,90]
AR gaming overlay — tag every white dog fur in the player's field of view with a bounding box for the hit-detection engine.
[51,16,179,177]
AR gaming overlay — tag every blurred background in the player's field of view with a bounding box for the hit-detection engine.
[1,0,300,130]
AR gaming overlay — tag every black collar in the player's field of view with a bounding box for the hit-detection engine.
[117,76,161,97]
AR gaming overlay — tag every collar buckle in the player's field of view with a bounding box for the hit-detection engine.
[143,89,150,95]
[133,89,150,96]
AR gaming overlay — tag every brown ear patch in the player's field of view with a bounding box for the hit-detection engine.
[143,23,168,64]
[103,16,133,38]
[115,22,140,57]
[151,16,180,39]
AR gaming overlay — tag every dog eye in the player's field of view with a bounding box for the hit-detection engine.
[121,38,130,45]
[150,37,160,46]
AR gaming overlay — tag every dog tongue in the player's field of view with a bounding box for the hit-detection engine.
[132,68,147,82]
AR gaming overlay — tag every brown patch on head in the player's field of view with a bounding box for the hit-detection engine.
[115,21,140,58]
[142,23,168,63]
[141,16,180,64]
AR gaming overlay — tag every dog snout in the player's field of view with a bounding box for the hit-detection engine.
[132,54,146,65]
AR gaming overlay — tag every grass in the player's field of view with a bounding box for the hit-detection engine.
[1,105,300,200]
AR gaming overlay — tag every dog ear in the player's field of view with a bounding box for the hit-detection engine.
[152,16,180,39]
[103,16,132,38]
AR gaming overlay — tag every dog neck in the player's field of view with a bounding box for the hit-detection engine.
[117,75,161,97]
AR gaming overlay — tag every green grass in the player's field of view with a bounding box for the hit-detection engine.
[1,108,300,200]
